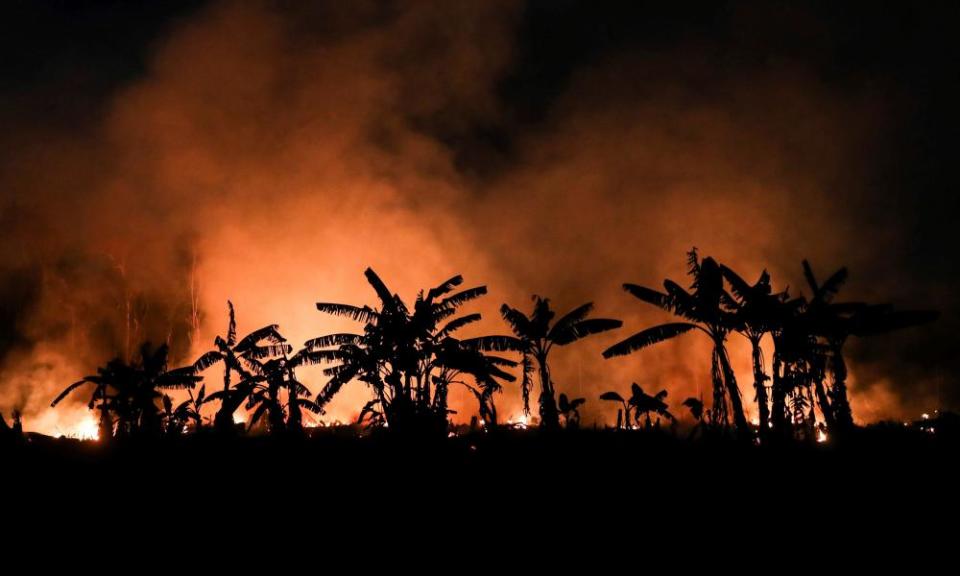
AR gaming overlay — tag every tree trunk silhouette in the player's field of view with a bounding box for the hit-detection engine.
[770,355,788,436]
[829,349,854,432]
[750,337,770,436]
[537,356,560,429]
[716,342,750,438]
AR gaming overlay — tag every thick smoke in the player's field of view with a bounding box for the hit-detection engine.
[0,0,946,432]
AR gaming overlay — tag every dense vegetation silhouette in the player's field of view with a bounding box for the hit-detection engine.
[6,250,937,447]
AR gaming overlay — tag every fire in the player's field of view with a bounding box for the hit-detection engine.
[233,413,246,425]
[506,414,530,430]
[63,416,100,441]
[817,429,828,443]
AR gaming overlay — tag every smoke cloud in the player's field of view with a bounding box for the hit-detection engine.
[0,0,950,432]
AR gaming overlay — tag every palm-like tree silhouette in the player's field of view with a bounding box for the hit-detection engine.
[681,396,708,439]
[682,397,704,422]
[192,302,289,434]
[165,384,208,434]
[433,341,517,427]
[557,393,586,428]
[469,296,622,430]
[604,250,750,437]
[720,265,789,435]
[310,268,513,434]
[627,383,674,428]
[126,343,201,437]
[796,261,937,433]
[243,348,325,436]
[600,390,632,429]
[601,383,673,429]
[52,342,199,439]
[52,364,117,441]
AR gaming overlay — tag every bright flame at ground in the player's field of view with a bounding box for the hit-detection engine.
[233,413,246,425]
[506,414,530,430]
[62,416,99,441]
[817,429,828,443]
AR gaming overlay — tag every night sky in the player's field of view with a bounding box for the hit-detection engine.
[1,0,957,431]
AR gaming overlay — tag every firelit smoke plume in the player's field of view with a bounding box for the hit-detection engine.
[0,0,949,434]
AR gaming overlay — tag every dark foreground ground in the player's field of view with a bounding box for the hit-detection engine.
[1,423,954,561]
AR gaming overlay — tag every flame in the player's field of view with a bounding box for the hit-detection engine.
[506,414,530,430]
[62,415,100,441]
[817,429,828,443]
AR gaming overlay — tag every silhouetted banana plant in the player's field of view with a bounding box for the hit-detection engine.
[682,397,707,438]
[602,383,673,429]
[192,301,289,434]
[468,296,621,430]
[51,363,118,442]
[166,384,208,434]
[797,261,937,434]
[310,268,510,434]
[557,393,586,428]
[52,342,199,439]
[604,249,750,437]
[244,348,324,436]
[600,390,631,429]
[720,264,789,436]
[627,382,674,428]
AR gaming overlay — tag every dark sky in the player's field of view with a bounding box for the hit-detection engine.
[1,0,957,427]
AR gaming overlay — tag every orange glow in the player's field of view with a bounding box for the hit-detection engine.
[0,1,933,434]
[60,414,100,441]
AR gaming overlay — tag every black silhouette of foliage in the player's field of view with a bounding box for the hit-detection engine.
[468,297,621,430]
[605,249,751,438]
[682,397,704,421]
[49,262,935,445]
[192,301,289,434]
[309,268,514,435]
[720,264,788,436]
[52,342,201,440]
[558,393,586,428]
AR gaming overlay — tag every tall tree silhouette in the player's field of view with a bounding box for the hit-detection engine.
[797,261,937,433]
[720,265,788,436]
[310,268,512,434]
[51,364,117,441]
[52,342,199,439]
[469,296,621,430]
[125,343,200,437]
[604,250,751,437]
[192,302,289,434]
[243,347,325,436]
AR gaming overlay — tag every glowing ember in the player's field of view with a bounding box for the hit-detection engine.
[921,413,930,420]
[817,430,828,443]
[233,413,246,425]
